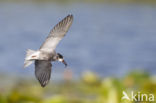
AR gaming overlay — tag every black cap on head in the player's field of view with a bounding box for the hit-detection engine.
[57,53,63,59]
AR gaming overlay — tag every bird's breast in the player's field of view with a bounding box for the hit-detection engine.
[38,51,53,61]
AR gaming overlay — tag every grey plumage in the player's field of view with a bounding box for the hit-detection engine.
[24,14,73,87]
[35,60,52,87]
[40,14,73,52]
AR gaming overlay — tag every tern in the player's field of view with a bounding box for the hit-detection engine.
[24,14,73,87]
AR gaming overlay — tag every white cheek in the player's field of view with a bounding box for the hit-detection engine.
[58,58,63,62]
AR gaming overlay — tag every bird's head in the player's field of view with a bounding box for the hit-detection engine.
[56,53,67,67]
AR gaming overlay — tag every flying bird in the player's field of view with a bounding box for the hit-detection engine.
[24,14,73,87]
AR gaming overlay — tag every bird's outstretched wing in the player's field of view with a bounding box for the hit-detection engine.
[35,60,52,87]
[40,14,73,52]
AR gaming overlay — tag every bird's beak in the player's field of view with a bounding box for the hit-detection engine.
[62,60,67,67]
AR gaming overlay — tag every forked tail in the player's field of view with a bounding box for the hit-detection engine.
[24,49,40,68]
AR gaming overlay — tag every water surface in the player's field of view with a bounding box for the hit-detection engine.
[0,3,156,78]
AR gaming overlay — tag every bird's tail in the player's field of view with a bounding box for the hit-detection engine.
[24,49,40,68]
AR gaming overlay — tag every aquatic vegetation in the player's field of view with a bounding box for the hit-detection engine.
[0,71,155,103]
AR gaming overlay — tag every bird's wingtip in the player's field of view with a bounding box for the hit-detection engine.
[41,84,46,88]
[40,81,49,88]
[67,14,73,19]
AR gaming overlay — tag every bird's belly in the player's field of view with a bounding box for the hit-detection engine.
[39,52,52,61]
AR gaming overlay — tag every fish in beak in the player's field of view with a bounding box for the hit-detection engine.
[62,59,67,67]
[58,59,67,67]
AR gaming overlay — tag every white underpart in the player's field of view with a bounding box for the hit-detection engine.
[24,49,40,68]
[24,60,33,68]
[25,50,40,61]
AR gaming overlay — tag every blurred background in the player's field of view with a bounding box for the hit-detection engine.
[0,0,156,103]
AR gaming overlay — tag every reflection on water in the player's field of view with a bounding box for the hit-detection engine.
[0,3,156,78]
